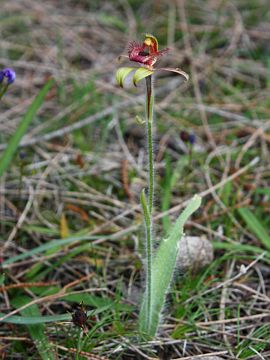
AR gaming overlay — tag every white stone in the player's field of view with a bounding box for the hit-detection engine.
[177,236,214,270]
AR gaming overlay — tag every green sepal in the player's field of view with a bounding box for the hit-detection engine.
[133,68,154,86]
[135,115,145,125]
[115,67,135,87]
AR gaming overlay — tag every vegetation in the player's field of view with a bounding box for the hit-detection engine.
[0,0,270,359]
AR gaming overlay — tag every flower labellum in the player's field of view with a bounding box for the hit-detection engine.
[128,34,169,70]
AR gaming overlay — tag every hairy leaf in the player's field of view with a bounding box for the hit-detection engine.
[139,195,201,336]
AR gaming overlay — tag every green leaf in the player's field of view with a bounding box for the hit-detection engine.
[0,304,110,325]
[0,273,5,286]
[12,296,55,360]
[213,241,267,257]
[0,313,71,324]
[2,234,101,267]
[133,67,154,86]
[115,67,135,87]
[139,194,201,336]
[238,208,270,250]
[0,79,54,178]
[255,188,270,197]
[64,293,132,312]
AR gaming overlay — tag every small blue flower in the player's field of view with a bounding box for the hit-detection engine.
[3,68,16,84]
[180,130,196,145]
[189,133,196,145]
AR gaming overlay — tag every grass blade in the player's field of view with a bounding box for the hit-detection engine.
[0,304,111,325]
[238,207,270,250]
[0,79,54,177]
[12,296,55,360]
[2,234,102,266]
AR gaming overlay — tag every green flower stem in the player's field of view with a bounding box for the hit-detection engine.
[0,84,8,100]
[116,36,200,338]
[145,75,154,214]
[140,189,152,332]
[139,75,155,333]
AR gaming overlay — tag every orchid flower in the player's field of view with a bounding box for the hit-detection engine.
[116,34,188,87]
[115,34,201,338]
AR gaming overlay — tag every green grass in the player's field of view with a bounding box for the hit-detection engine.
[1,0,270,358]
[0,80,53,177]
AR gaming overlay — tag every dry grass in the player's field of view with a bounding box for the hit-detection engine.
[1,0,270,359]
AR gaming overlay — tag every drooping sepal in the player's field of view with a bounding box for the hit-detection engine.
[159,67,189,81]
[115,67,135,87]
[133,67,154,86]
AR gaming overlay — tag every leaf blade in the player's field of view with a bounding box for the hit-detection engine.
[2,234,101,266]
[12,296,55,360]
[0,305,111,325]
[238,207,270,250]
[139,195,201,336]
[0,79,54,177]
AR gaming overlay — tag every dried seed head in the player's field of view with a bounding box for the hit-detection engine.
[72,303,88,330]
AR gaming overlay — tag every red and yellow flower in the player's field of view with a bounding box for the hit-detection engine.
[128,34,169,70]
[116,34,188,87]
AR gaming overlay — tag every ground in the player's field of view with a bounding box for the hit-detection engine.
[0,0,270,359]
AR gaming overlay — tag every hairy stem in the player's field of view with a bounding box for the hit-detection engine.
[140,75,155,334]
[140,189,152,332]
[146,75,154,214]
[139,75,201,337]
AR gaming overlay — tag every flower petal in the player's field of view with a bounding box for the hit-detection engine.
[115,67,135,87]
[159,67,189,81]
[144,34,159,53]
[117,55,129,63]
[132,67,154,87]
